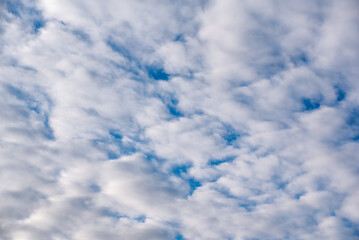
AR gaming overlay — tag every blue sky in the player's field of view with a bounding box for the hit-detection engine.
[0,0,359,239]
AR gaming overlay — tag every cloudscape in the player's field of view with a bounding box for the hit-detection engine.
[1,0,359,239]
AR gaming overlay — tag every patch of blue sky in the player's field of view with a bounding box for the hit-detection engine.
[221,124,241,145]
[175,234,185,240]
[109,60,141,77]
[5,0,24,17]
[277,181,288,190]
[346,108,359,127]
[101,208,146,223]
[208,156,236,166]
[5,1,46,33]
[174,34,186,42]
[213,185,256,211]
[118,143,137,156]
[109,130,123,141]
[335,86,346,102]
[294,192,305,200]
[290,52,309,66]
[19,65,37,72]
[171,164,191,177]
[154,93,184,118]
[143,152,158,162]
[214,186,238,199]
[104,41,147,80]
[6,85,36,105]
[342,218,359,236]
[134,215,146,223]
[6,85,55,140]
[89,184,101,193]
[146,65,170,81]
[271,174,288,190]
[169,164,204,195]
[8,59,37,72]
[167,98,184,118]
[100,208,126,220]
[91,132,137,160]
[302,98,321,111]
[142,152,164,166]
[223,132,239,145]
[109,130,137,156]
[188,178,201,195]
[347,108,359,141]
[106,151,118,160]
[33,18,45,33]
[107,38,173,83]
[167,105,183,117]
[42,114,55,140]
[107,38,133,61]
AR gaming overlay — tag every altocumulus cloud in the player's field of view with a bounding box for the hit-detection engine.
[0,0,359,239]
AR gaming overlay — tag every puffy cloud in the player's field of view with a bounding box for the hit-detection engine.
[1,0,358,239]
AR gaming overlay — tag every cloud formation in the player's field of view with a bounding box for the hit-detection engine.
[1,0,359,239]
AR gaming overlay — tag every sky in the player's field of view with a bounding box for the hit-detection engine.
[0,0,359,239]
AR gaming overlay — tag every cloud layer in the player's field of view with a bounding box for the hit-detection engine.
[1,0,359,239]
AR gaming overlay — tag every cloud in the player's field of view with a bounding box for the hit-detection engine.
[0,0,359,239]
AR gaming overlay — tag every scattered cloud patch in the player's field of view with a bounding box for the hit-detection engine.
[0,0,358,239]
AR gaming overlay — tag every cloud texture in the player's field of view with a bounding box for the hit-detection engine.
[1,0,359,239]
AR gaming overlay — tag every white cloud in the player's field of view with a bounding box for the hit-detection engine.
[1,0,359,239]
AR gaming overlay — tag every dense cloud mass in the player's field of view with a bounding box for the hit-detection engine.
[1,0,359,239]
